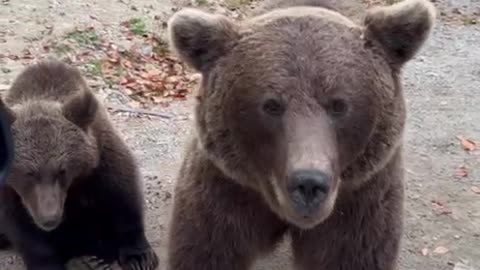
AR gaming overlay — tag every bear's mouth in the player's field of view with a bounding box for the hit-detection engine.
[287,186,338,229]
[35,217,62,232]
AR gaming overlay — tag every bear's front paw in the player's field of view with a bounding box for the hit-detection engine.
[118,246,159,270]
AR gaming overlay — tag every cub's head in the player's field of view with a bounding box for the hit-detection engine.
[169,0,435,229]
[2,90,99,232]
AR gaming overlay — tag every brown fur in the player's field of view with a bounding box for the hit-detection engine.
[166,0,436,269]
[0,61,158,270]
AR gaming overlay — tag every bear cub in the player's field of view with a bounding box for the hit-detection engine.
[166,0,436,269]
[0,60,158,270]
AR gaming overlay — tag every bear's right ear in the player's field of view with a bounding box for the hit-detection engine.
[168,8,241,72]
[364,0,436,66]
[0,98,15,125]
[62,90,98,130]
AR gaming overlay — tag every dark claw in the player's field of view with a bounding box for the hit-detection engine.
[68,256,113,270]
[118,247,159,270]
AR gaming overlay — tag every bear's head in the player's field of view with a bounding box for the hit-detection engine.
[2,87,99,232]
[169,0,436,229]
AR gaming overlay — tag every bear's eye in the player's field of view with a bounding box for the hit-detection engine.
[262,98,285,117]
[57,169,66,179]
[327,99,348,117]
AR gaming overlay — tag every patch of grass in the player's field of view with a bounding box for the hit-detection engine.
[128,18,147,36]
[195,0,209,6]
[53,43,73,56]
[463,17,477,25]
[385,0,400,5]
[66,29,99,46]
[153,40,170,56]
[85,60,102,77]
[113,66,124,77]
[225,0,250,10]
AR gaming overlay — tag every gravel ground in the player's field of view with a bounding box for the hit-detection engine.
[0,0,479,269]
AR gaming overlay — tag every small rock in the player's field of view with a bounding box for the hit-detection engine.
[163,191,172,201]
[452,8,462,15]
[433,246,449,254]
[0,84,10,91]
[453,262,475,270]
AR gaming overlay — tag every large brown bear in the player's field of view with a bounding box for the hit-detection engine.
[0,61,158,270]
[166,0,436,269]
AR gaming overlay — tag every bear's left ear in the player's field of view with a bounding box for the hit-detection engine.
[168,8,241,72]
[62,90,98,130]
[364,0,436,66]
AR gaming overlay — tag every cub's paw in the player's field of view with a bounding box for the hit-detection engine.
[0,234,11,249]
[67,256,115,270]
[118,247,159,270]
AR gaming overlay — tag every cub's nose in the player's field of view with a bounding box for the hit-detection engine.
[288,169,331,216]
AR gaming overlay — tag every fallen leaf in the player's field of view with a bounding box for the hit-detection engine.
[433,246,449,254]
[139,72,150,79]
[431,200,452,215]
[421,248,429,256]
[456,136,476,152]
[455,165,468,178]
[147,69,161,77]
[8,54,19,60]
[471,186,480,194]
[119,76,129,85]
[121,60,132,69]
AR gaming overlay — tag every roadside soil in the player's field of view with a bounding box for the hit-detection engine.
[0,0,479,269]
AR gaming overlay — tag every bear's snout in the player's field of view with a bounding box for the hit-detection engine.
[287,169,331,217]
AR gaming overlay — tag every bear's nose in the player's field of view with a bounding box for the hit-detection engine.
[288,169,331,216]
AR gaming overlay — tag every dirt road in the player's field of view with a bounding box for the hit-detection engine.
[0,0,479,269]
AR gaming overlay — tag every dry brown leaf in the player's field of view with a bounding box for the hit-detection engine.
[455,165,468,178]
[100,61,114,75]
[122,60,133,69]
[471,186,480,194]
[421,248,429,256]
[456,136,476,152]
[119,76,129,85]
[147,69,161,77]
[433,246,449,254]
[139,72,150,79]
[8,54,19,60]
[431,200,452,215]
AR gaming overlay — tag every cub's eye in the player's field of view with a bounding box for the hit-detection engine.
[262,98,285,116]
[57,169,66,179]
[327,99,348,117]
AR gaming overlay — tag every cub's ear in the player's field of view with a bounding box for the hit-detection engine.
[168,8,241,72]
[0,98,15,125]
[62,90,98,130]
[364,0,436,65]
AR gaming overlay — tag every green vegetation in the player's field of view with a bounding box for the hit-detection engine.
[66,29,99,46]
[85,59,102,76]
[128,18,147,36]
